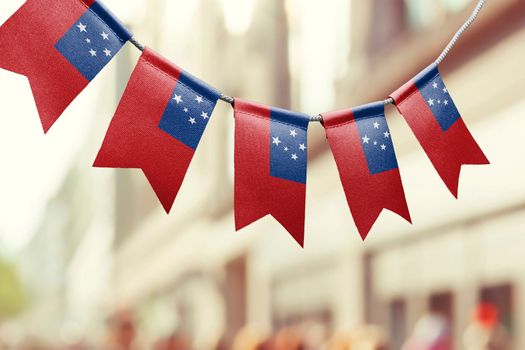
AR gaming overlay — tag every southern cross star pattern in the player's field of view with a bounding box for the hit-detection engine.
[270,110,309,184]
[158,71,221,150]
[416,68,461,132]
[354,108,399,175]
[55,3,127,81]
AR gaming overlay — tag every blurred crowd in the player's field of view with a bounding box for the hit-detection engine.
[0,303,511,350]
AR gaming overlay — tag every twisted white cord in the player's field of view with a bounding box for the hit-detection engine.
[435,0,486,65]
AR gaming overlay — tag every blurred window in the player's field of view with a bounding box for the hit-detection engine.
[405,0,471,29]
[389,299,407,350]
[480,284,514,334]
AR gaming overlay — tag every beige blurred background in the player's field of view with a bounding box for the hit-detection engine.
[0,0,524,349]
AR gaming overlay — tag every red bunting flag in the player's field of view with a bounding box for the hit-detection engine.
[390,64,489,197]
[234,99,310,247]
[322,102,411,240]
[0,0,131,132]
[94,48,221,212]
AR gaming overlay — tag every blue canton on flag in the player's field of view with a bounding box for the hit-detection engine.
[158,71,221,150]
[270,109,309,184]
[415,64,461,132]
[55,1,132,81]
[354,103,398,175]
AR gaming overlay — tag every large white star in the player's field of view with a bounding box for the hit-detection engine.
[173,94,183,104]
[384,131,390,138]
[184,108,189,113]
[272,137,281,146]
[362,135,370,144]
[195,95,204,104]
[77,22,87,33]
[444,100,449,106]
[101,31,109,40]
[189,117,197,125]
[443,87,448,94]
[373,121,380,129]
[432,82,439,89]
[89,49,97,57]
[428,98,435,106]
[299,143,306,151]
[291,154,298,161]
[103,48,112,57]
[381,144,387,151]
[85,38,91,43]
[201,112,209,120]
[290,129,298,137]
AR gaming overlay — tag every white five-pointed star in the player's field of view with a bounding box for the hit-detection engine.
[173,94,183,104]
[189,117,197,125]
[77,22,87,33]
[444,100,449,106]
[299,144,306,151]
[373,122,380,129]
[381,144,387,151]
[428,98,435,106]
[85,38,91,43]
[384,131,390,138]
[284,147,289,152]
[101,31,109,40]
[201,112,209,120]
[443,87,448,93]
[362,135,370,144]
[184,108,189,113]
[103,48,112,57]
[291,154,298,161]
[432,82,439,89]
[89,49,97,57]
[272,137,281,146]
[195,95,204,104]
[290,129,298,137]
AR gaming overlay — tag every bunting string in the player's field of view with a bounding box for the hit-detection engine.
[0,0,490,246]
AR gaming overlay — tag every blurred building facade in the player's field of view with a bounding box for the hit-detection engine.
[1,0,524,348]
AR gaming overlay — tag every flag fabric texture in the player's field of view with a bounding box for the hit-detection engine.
[322,102,411,240]
[0,0,131,132]
[234,99,310,246]
[391,63,489,197]
[94,48,221,213]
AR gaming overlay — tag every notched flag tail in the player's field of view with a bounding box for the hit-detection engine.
[234,99,310,247]
[94,48,221,213]
[0,0,132,132]
[322,102,411,240]
[391,63,489,197]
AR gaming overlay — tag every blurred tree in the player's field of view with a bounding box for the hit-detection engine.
[0,257,26,320]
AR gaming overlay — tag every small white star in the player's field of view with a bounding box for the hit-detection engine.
[290,129,298,137]
[291,154,298,161]
[381,144,387,151]
[101,31,109,40]
[384,131,391,138]
[438,99,442,104]
[373,121,380,129]
[173,94,183,104]
[272,137,281,146]
[89,49,97,57]
[444,100,449,106]
[432,82,439,89]
[201,112,209,120]
[299,144,306,151]
[85,38,91,43]
[362,135,370,144]
[77,22,87,33]
[443,87,448,94]
[189,117,197,125]
[374,141,378,146]
[184,108,189,113]
[103,48,112,57]
[428,98,435,106]
[284,147,289,152]
[195,95,204,104]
